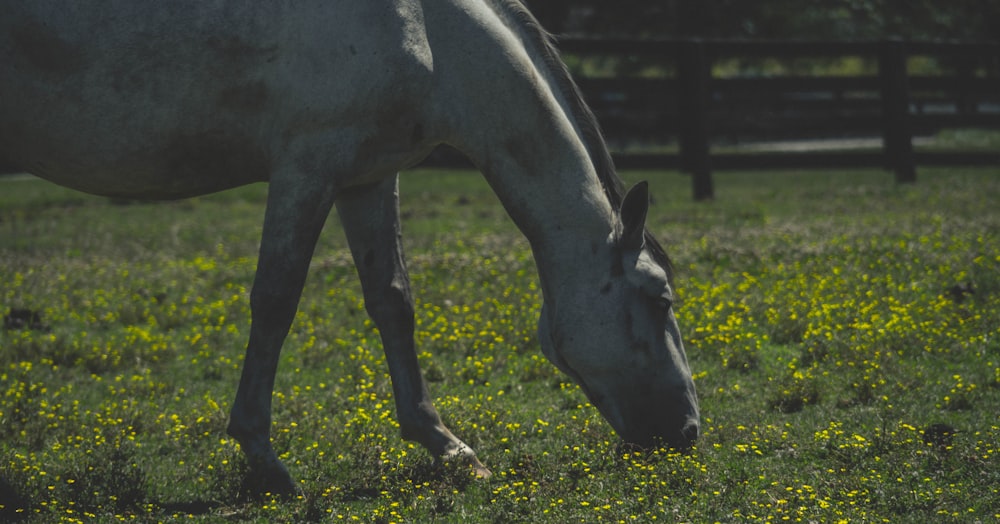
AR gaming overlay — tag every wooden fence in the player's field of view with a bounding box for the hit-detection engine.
[426,38,1000,200]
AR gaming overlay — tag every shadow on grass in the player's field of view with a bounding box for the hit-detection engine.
[1,474,241,521]
[0,476,31,522]
[156,499,227,517]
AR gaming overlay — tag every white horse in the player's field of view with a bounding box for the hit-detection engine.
[1,0,699,494]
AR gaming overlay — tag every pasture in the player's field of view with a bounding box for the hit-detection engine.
[1,168,998,522]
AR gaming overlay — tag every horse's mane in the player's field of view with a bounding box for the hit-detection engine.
[488,0,674,281]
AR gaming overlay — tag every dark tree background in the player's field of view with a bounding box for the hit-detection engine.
[527,0,1000,42]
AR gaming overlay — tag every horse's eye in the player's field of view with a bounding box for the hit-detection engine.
[655,295,672,313]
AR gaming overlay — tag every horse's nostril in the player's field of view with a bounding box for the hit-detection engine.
[674,420,699,449]
[682,422,699,443]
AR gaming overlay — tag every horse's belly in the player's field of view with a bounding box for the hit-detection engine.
[21,134,270,200]
[0,1,438,198]
[0,86,271,199]
[0,3,286,198]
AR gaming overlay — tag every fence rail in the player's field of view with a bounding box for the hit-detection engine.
[573,38,1000,199]
[426,38,1000,200]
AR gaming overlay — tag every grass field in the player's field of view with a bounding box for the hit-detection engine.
[1,167,998,522]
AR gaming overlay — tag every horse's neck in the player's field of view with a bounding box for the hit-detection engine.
[426,1,615,301]
[454,52,611,272]
[485,143,611,303]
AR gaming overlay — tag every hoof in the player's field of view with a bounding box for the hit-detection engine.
[438,446,492,479]
[468,455,493,479]
[240,461,300,500]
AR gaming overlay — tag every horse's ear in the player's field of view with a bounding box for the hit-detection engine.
[619,181,649,250]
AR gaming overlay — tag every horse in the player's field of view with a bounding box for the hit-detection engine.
[0,0,699,495]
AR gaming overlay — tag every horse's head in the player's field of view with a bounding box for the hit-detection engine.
[538,182,699,450]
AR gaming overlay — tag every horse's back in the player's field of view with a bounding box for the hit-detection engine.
[0,1,435,198]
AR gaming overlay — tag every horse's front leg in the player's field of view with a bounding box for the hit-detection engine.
[227,172,337,497]
[336,175,491,478]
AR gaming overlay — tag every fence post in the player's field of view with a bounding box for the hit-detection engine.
[955,55,976,115]
[677,39,713,200]
[879,39,917,183]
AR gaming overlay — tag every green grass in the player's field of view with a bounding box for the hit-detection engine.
[1,167,999,522]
